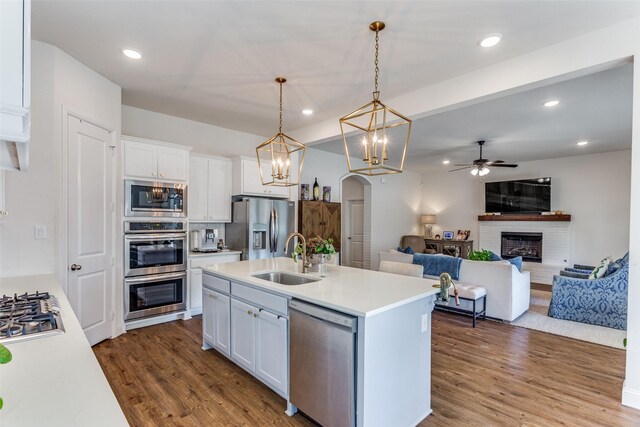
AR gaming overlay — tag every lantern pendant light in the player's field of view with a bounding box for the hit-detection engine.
[256,77,306,187]
[339,21,412,176]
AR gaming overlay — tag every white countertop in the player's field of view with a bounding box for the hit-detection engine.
[201,257,438,317]
[0,275,128,427]
[189,249,242,258]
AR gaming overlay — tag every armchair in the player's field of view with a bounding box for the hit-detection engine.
[548,256,628,330]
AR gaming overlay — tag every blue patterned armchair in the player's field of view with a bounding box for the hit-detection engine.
[548,253,629,330]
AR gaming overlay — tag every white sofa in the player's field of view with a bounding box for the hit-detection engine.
[379,251,531,322]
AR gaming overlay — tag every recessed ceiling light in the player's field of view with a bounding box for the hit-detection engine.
[302,109,313,115]
[577,140,589,146]
[479,33,502,48]
[442,160,450,165]
[122,48,142,59]
[544,100,559,108]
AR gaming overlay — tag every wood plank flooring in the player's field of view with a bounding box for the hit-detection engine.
[93,312,640,426]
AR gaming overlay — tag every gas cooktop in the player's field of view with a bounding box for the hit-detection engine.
[0,291,65,343]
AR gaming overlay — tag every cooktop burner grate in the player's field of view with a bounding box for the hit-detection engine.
[0,291,65,343]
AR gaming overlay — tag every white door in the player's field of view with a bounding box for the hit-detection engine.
[157,147,188,181]
[189,156,208,220]
[213,292,231,356]
[67,115,113,346]
[202,287,215,345]
[208,158,231,222]
[231,299,256,372]
[348,200,365,269]
[256,309,287,396]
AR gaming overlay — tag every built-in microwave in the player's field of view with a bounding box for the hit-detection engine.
[125,180,187,218]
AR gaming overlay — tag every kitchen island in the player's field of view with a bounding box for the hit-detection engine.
[201,257,438,427]
[0,275,128,427]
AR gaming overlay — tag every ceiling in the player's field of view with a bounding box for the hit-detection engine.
[32,1,640,139]
[316,63,633,172]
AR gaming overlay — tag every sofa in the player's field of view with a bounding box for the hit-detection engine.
[547,253,628,330]
[379,251,531,322]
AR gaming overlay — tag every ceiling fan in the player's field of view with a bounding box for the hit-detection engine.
[449,140,518,176]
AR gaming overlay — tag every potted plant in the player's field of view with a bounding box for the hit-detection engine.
[293,236,336,272]
[0,343,12,409]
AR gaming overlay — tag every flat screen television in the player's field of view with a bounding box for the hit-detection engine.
[485,177,551,214]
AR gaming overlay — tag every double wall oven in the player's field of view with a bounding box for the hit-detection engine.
[124,199,188,321]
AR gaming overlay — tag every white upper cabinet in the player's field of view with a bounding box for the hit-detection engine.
[123,136,190,182]
[189,154,231,222]
[0,0,31,171]
[232,157,289,198]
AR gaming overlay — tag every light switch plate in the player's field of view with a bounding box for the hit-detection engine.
[34,225,47,239]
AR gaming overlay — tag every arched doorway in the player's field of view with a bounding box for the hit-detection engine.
[340,174,372,269]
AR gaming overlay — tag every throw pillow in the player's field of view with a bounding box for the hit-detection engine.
[507,256,523,272]
[589,257,612,279]
[604,261,621,277]
[489,251,502,261]
[397,246,415,255]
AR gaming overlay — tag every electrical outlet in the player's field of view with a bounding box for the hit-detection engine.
[421,313,429,332]
[34,225,47,239]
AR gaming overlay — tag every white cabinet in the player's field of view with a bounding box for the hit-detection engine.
[255,309,288,395]
[232,157,289,198]
[189,154,231,222]
[0,0,30,171]
[189,253,240,315]
[203,287,230,356]
[123,137,190,181]
[229,282,288,397]
[231,298,257,372]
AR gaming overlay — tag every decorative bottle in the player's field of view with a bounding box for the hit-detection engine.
[313,178,320,201]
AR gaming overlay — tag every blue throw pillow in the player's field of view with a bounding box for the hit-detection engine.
[397,246,415,255]
[604,262,621,277]
[507,256,523,272]
[489,251,502,261]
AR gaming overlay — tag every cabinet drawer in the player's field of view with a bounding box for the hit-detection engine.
[203,273,231,294]
[231,282,288,316]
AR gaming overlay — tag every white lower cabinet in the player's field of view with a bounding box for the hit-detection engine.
[203,287,231,357]
[255,309,288,395]
[231,299,257,372]
[230,297,288,397]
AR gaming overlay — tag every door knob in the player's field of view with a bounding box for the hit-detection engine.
[70,264,82,271]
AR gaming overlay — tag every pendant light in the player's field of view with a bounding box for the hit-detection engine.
[339,21,412,176]
[256,77,306,187]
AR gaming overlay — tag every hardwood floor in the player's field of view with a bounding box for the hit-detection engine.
[94,313,640,426]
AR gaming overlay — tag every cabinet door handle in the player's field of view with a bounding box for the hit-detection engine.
[254,313,259,318]
[160,173,164,177]
[247,310,252,315]
[152,172,156,177]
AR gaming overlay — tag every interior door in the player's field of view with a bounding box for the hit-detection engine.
[348,200,364,269]
[67,115,113,346]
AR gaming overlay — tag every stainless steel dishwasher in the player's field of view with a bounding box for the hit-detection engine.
[289,299,357,427]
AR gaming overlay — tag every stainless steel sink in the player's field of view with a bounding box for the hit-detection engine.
[252,271,320,286]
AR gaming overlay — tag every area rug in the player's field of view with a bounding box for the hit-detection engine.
[511,290,626,349]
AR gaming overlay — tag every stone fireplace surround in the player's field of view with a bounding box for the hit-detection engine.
[479,220,571,285]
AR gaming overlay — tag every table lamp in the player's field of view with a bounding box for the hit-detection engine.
[421,214,437,239]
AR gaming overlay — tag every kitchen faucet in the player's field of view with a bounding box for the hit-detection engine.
[285,232,312,274]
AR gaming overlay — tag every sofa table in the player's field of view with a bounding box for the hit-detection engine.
[424,239,473,259]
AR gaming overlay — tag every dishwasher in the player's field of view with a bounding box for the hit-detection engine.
[289,299,358,427]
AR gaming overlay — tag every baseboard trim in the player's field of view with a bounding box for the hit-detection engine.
[622,381,640,409]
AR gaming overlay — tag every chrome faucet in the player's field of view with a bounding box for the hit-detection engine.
[285,232,312,274]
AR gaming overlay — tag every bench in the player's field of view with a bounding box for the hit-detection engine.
[434,283,487,327]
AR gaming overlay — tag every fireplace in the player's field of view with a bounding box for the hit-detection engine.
[501,232,542,263]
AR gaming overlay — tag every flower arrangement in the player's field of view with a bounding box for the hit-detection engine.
[292,236,336,261]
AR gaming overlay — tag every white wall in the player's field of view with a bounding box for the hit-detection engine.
[1,41,122,279]
[122,105,263,157]
[302,148,423,269]
[422,150,631,265]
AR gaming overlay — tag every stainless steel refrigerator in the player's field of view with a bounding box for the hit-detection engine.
[226,198,296,260]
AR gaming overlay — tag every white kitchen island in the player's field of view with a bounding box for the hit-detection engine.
[201,257,438,427]
[0,275,128,427]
